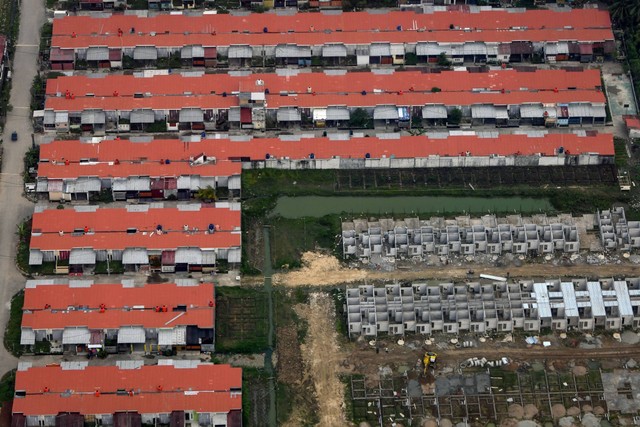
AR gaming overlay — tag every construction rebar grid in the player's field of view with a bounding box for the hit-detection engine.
[349,368,610,426]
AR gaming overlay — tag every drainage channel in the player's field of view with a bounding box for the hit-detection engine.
[262,225,277,427]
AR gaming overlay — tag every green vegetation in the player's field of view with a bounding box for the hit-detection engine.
[241,168,625,267]
[34,339,51,354]
[349,107,372,129]
[437,52,451,67]
[615,137,630,168]
[242,367,270,427]
[23,146,39,183]
[448,107,462,125]
[0,369,16,404]
[215,286,269,353]
[30,74,46,111]
[94,260,124,275]
[4,290,24,357]
[269,215,340,269]
[16,218,31,274]
[195,185,217,202]
[610,0,640,100]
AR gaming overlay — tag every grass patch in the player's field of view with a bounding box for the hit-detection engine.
[331,288,348,337]
[269,215,340,269]
[615,137,630,169]
[215,287,269,353]
[94,260,124,275]
[4,291,24,357]
[242,367,270,427]
[276,382,294,425]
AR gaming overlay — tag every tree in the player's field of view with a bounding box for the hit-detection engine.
[349,108,372,129]
[437,52,451,67]
[610,0,640,29]
[195,186,217,202]
[448,108,462,125]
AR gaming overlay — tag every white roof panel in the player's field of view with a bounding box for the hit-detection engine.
[117,326,146,344]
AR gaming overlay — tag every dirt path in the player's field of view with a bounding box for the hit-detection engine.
[272,252,640,287]
[297,292,347,427]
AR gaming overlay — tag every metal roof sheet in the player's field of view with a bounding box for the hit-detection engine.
[71,177,101,192]
[175,247,202,264]
[533,282,551,319]
[201,250,216,265]
[20,328,35,345]
[228,247,241,263]
[81,109,106,124]
[471,104,496,119]
[614,281,634,317]
[520,103,544,118]
[158,326,187,346]
[422,104,447,119]
[117,326,146,344]
[587,281,606,317]
[69,248,96,265]
[86,46,109,61]
[62,327,91,344]
[43,110,55,125]
[560,282,578,318]
[322,43,347,57]
[179,107,204,122]
[130,109,155,123]
[29,250,43,266]
[275,44,311,58]
[373,105,398,120]
[324,106,349,120]
[133,46,158,60]
[277,107,301,122]
[122,248,149,265]
[228,45,253,58]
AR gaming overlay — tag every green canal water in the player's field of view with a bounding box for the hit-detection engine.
[271,196,552,218]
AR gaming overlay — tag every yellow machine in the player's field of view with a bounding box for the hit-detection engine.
[423,352,438,374]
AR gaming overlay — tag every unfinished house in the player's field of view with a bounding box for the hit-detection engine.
[346,277,640,337]
[597,207,640,251]
[35,137,242,202]
[20,280,215,354]
[28,203,241,275]
[39,69,608,133]
[342,214,580,259]
[12,362,242,427]
[48,9,614,71]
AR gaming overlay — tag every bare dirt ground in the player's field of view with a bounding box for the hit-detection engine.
[271,251,640,287]
[295,292,348,427]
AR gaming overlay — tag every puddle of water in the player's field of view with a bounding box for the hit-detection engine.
[271,196,552,218]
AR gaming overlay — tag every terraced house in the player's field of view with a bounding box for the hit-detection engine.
[28,203,241,274]
[20,280,215,354]
[12,363,242,427]
[38,68,608,133]
[47,9,614,71]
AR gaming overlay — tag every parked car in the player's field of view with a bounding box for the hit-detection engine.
[11,131,17,141]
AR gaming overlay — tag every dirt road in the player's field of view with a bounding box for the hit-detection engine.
[297,292,346,427]
[271,252,640,287]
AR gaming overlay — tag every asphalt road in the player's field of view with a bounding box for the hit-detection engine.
[0,0,44,373]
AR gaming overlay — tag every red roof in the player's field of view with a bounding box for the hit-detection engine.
[624,115,640,130]
[37,159,241,181]
[30,205,241,251]
[44,90,606,113]
[51,10,612,38]
[13,364,242,416]
[39,133,614,163]
[46,69,603,97]
[51,28,614,50]
[22,308,213,330]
